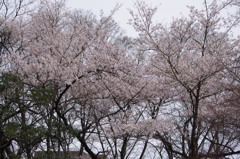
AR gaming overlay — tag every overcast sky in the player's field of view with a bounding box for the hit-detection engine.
[66,0,204,36]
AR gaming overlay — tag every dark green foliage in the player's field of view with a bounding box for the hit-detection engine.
[0,73,54,159]
[4,122,21,136]
[30,87,55,106]
[0,73,23,122]
[0,72,24,100]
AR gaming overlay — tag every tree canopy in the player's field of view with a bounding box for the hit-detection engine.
[0,0,240,159]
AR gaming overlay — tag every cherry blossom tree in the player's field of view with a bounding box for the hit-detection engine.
[5,0,152,158]
[129,0,240,158]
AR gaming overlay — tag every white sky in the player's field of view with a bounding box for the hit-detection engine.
[66,0,204,36]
